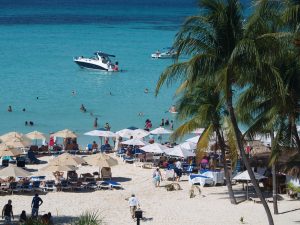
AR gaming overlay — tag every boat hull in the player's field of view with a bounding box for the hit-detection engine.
[74,60,108,70]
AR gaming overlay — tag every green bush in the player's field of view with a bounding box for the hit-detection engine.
[287,182,300,193]
[73,211,105,225]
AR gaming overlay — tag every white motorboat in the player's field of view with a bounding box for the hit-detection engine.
[73,51,119,71]
[151,47,177,59]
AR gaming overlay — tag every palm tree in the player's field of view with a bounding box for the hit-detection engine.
[237,0,300,214]
[171,80,237,204]
[155,1,274,224]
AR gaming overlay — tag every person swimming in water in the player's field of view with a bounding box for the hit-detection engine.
[169,105,177,113]
[7,105,12,112]
[94,118,98,128]
[144,88,149,94]
[80,104,87,112]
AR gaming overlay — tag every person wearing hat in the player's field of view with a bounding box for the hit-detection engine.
[128,194,140,219]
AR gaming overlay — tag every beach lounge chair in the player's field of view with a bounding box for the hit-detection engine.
[21,182,33,192]
[1,159,10,167]
[32,181,42,192]
[43,180,56,192]
[101,167,112,180]
[189,174,214,186]
[98,180,122,190]
[60,180,72,191]
[8,182,21,194]
[123,156,135,164]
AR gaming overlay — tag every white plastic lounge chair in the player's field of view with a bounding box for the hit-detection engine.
[98,181,122,190]
[189,174,214,186]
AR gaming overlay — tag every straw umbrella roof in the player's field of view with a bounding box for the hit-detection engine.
[51,129,77,138]
[0,144,23,157]
[49,153,86,166]
[26,131,46,140]
[0,132,25,142]
[0,165,31,178]
[41,164,77,172]
[3,137,31,149]
[84,153,118,167]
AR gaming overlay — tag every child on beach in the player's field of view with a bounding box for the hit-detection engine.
[153,168,162,187]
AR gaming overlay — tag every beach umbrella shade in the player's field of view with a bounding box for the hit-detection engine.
[52,129,77,138]
[166,146,195,158]
[191,128,205,134]
[150,127,173,135]
[132,129,149,139]
[26,131,46,141]
[0,165,31,178]
[116,128,149,139]
[2,137,30,149]
[0,132,26,142]
[49,153,86,166]
[140,143,168,154]
[116,129,135,139]
[185,135,200,144]
[84,153,118,167]
[180,142,197,151]
[41,164,77,172]
[121,139,147,146]
[0,144,23,157]
[84,128,116,137]
[233,170,267,200]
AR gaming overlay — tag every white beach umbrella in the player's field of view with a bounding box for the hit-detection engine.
[0,165,31,178]
[121,139,147,146]
[233,171,266,181]
[116,129,135,139]
[150,127,173,135]
[191,128,205,134]
[179,142,197,151]
[52,129,77,138]
[233,170,267,200]
[166,146,195,158]
[133,129,150,139]
[185,135,200,144]
[84,128,116,137]
[140,143,168,154]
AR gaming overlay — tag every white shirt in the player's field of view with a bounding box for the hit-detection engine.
[128,197,139,207]
[175,161,182,169]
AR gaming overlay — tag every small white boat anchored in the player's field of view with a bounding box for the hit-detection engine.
[73,51,119,71]
[151,47,177,59]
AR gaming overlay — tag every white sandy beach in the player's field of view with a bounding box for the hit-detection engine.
[0,155,299,225]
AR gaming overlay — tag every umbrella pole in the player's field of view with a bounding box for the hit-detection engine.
[246,181,249,200]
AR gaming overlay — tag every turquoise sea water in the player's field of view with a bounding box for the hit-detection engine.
[0,0,251,146]
[0,0,198,146]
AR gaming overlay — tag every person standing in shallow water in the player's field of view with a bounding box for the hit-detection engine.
[7,106,12,112]
[94,118,98,128]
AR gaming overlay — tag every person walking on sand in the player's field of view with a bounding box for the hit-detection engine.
[31,193,43,217]
[128,194,140,219]
[2,199,14,225]
[153,168,162,187]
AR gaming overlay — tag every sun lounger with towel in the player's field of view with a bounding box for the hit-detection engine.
[98,180,122,190]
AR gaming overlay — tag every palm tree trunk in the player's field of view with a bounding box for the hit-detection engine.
[226,92,274,225]
[216,128,237,204]
[270,132,278,214]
